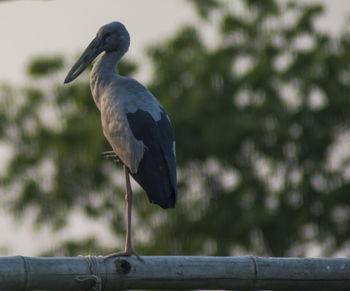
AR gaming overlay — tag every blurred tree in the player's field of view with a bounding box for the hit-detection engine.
[0,56,138,253]
[0,0,350,258]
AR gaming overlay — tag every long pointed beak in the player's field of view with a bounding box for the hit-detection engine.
[64,37,103,84]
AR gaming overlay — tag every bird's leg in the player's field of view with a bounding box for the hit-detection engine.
[101,150,120,163]
[104,165,143,262]
[124,166,140,257]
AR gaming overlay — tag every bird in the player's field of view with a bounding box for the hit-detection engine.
[64,21,177,260]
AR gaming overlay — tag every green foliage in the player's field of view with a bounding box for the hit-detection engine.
[40,236,107,257]
[145,0,350,257]
[0,0,350,260]
[0,58,137,235]
[26,55,64,78]
[187,0,222,19]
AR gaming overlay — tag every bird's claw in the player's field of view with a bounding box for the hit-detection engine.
[104,248,144,262]
[101,151,120,163]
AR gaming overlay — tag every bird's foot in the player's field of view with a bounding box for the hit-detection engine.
[101,151,120,163]
[104,247,144,262]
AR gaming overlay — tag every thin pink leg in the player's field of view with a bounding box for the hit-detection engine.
[104,165,143,262]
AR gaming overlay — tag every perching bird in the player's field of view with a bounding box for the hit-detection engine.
[64,22,177,259]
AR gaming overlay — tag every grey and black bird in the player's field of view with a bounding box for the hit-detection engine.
[64,21,177,259]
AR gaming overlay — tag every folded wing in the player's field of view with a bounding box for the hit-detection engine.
[127,109,177,209]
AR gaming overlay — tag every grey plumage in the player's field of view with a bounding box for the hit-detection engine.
[65,21,177,209]
[64,21,177,259]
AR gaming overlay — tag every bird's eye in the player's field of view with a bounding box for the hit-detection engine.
[104,32,111,40]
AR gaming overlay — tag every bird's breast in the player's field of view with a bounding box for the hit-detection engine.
[90,74,165,174]
[100,92,146,174]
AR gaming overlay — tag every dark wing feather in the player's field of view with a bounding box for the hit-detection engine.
[126,109,177,209]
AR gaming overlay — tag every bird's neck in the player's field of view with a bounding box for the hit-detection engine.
[93,50,125,76]
[90,50,125,108]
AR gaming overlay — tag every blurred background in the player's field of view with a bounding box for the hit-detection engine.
[0,0,350,260]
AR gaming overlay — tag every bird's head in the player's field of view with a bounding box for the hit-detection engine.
[64,21,130,84]
[97,22,130,53]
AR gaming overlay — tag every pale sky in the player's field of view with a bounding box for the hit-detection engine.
[0,0,349,256]
[0,0,349,84]
[0,0,196,84]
